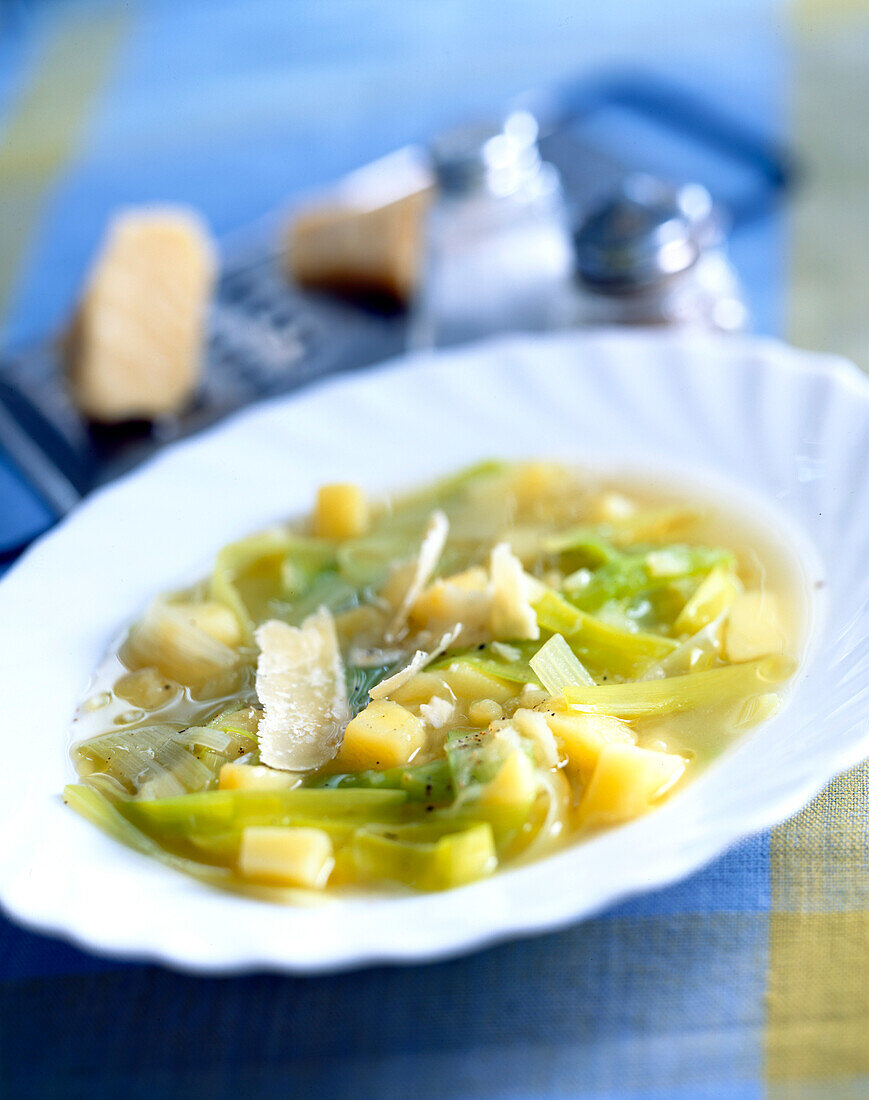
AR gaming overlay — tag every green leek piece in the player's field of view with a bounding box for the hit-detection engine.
[544,510,697,560]
[64,783,236,885]
[433,641,541,685]
[211,530,301,637]
[179,813,375,866]
[65,784,330,904]
[562,655,795,718]
[407,459,506,505]
[564,545,734,612]
[282,569,360,625]
[645,620,723,678]
[530,633,595,693]
[336,460,507,588]
[351,821,497,891]
[446,728,525,794]
[606,508,697,544]
[444,747,539,851]
[72,722,237,797]
[674,564,743,635]
[122,786,410,839]
[336,531,417,588]
[312,759,454,804]
[345,662,396,717]
[534,589,676,676]
[122,600,242,689]
[543,526,621,563]
[207,705,260,743]
[280,537,338,597]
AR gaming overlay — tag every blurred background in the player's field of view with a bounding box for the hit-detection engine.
[1,1,868,1096]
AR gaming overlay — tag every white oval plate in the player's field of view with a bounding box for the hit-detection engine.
[0,329,867,974]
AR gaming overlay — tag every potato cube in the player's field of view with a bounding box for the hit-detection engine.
[218,763,301,792]
[314,483,370,540]
[390,671,452,707]
[238,826,334,888]
[333,699,425,770]
[725,590,785,662]
[545,712,635,775]
[441,663,515,704]
[477,749,537,809]
[575,743,686,829]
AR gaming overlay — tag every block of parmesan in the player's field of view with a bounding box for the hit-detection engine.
[66,206,216,421]
[286,147,433,306]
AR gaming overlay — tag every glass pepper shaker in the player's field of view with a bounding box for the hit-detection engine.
[561,174,748,332]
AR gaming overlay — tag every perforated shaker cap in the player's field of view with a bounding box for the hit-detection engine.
[573,175,720,294]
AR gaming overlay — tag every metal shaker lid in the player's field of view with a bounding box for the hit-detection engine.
[430,110,543,197]
[573,175,721,294]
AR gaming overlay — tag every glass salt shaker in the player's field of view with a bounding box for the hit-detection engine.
[410,111,573,349]
[560,175,748,332]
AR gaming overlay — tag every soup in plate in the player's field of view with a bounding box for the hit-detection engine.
[66,461,805,898]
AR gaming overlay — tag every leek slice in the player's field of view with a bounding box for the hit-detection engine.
[71,722,248,796]
[432,641,541,685]
[123,600,241,688]
[530,633,595,694]
[446,726,526,795]
[336,461,506,588]
[565,545,734,612]
[404,459,506,506]
[543,526,621,563]
[122,786,409,838]
[65,783,236,884]
[534,589,676,676]
[207,705,260,742]
[211,530,301,638]
[65,784,329,903]
[282,570,360,626]
[563,655,795,718]
[312,759,454,803]
[345,662,397,717]
[351,821,497,891]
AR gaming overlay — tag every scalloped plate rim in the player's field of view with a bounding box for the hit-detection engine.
[0,327,867,974]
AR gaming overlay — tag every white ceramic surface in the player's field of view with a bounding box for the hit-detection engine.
[0,329,867,974]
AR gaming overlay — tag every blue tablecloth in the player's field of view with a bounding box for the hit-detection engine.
[2,3,867,1097]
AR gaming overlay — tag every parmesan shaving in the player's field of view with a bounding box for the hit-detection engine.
[368,624,462,700]
[255,609,350,771]
[386,510,449,640]
[419,696,456,729]
[489,542,541,641]
[347,645,406,669]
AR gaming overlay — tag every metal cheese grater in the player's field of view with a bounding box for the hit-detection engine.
[0,72,793,563]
